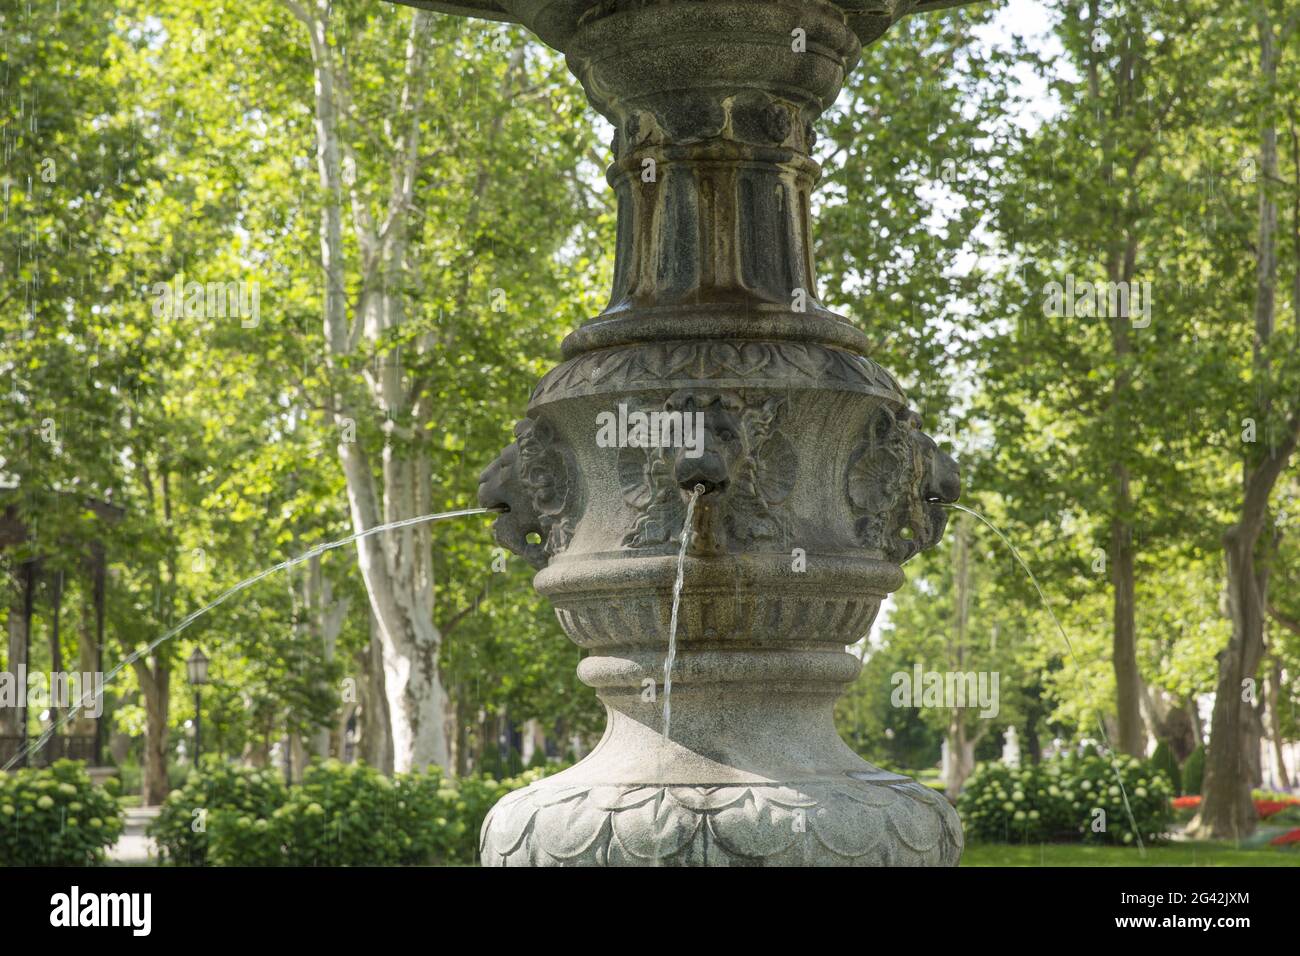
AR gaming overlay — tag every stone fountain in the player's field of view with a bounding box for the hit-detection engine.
[400,0,976,865]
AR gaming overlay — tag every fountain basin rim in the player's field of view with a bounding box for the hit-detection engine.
[388,0,985,57]
[495,775,919,791]
[559,306,876,359]
[534,551,905,594]
[579,647,864,688]
[567,1,861,66]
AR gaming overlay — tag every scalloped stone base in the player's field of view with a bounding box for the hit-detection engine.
[479,636,964,866]
[480,774,963,866]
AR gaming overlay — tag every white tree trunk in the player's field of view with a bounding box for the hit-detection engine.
[304,554,348,759]
[361,607,395,773]
[338,444,450,771]
[286,0,450,772]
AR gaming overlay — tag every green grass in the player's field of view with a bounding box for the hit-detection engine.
[961,841,1300,867]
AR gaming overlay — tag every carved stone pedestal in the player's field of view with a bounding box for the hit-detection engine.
[400,0,976,865]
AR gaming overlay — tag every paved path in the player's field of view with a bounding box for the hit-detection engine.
[108,806,159,865]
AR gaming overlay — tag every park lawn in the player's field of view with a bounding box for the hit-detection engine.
[961,842,1300,867]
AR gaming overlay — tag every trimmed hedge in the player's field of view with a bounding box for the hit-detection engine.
[958,751,1174,845]
[153,758,557,866]
[150,760,287,865]
[0,760,125,866]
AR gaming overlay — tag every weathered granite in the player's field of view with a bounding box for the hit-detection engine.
[388,0,981,865]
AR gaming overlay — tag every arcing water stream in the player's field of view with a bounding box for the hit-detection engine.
[662,484,704,743]
[3,507,501,773]
[943,502,1145,853]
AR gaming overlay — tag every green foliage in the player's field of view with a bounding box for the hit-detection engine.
[1148,741,1182,797]
[0,0,611,796]
[958,752,1173,846]
[0,761,125,866]
[1183,745,1207,796]
[837,513,1048,769]
[837,639,943,770]
[156,759,559,865]
[265,761,405,866]
[149,760,287,865]
[5,0,1299,820]
[263,761,556,866]
[391,767,468,865]
[434,772,533,865]
[205,810,286,867]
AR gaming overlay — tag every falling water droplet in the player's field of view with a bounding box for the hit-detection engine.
[662,484,704,744]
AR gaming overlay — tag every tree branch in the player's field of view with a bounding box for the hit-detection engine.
[1268,603,1300,638]
[440,583,489,638]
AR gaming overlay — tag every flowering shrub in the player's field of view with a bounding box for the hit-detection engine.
[150,759,287,865]
[0,760,124,866]
[958,752,1173,845]
[1240,793,1300,850]
[158,758,560,865]
[399,768,548,865]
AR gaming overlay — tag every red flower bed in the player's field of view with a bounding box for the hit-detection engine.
[1170,794,1299,817]
[1270,828,1300,846]
[1255,798,1300,819]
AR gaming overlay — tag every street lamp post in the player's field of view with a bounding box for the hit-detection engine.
[186,648,209,764]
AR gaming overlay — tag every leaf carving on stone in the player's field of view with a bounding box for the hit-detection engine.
[618,442,679,548]
[480,779,963,866]
[532,341,906,402]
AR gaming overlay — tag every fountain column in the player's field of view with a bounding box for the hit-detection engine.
[401,0,978,866]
